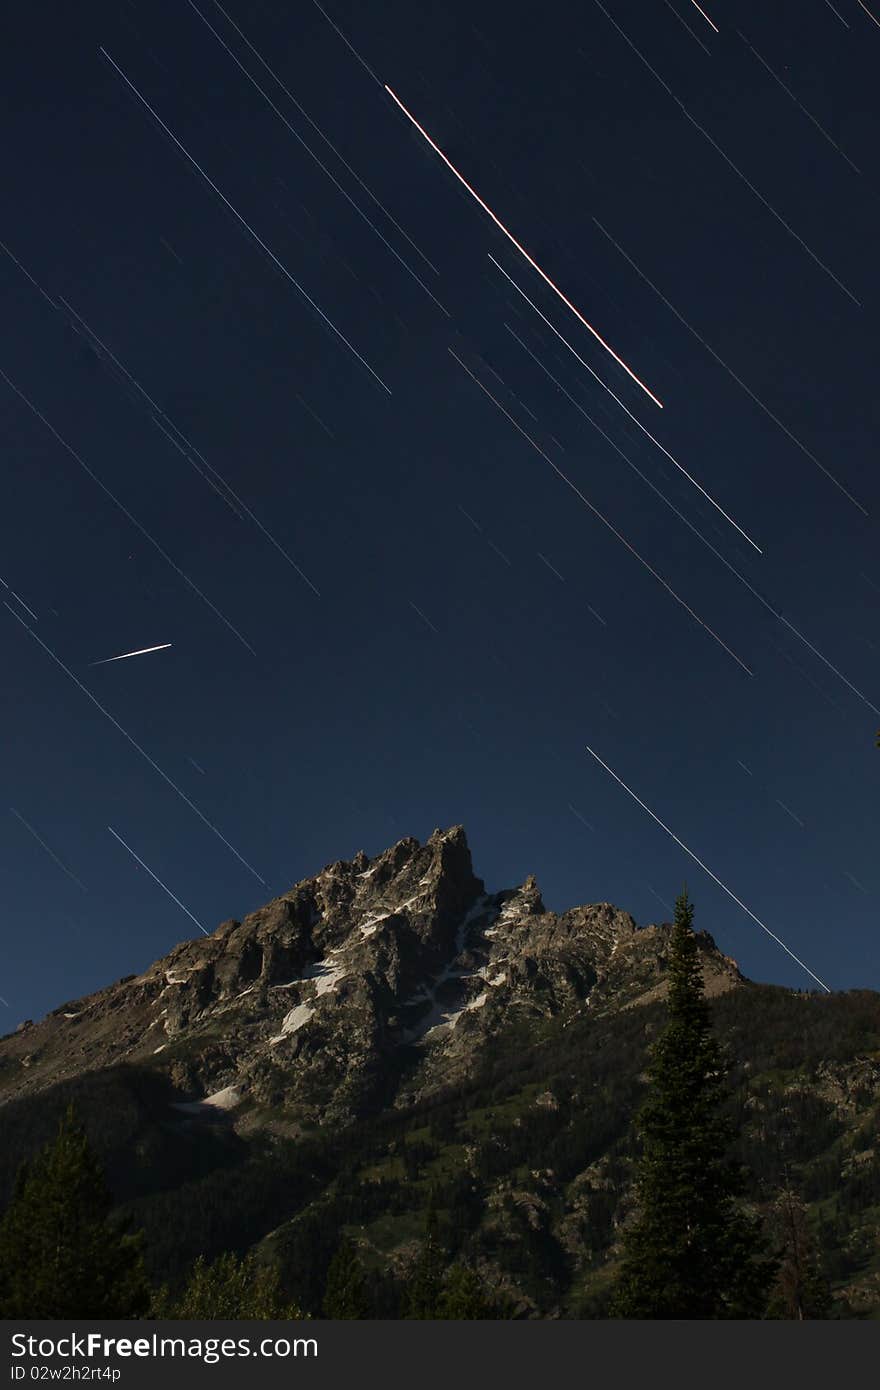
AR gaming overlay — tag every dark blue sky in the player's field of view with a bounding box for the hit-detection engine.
[2,0,878,1026]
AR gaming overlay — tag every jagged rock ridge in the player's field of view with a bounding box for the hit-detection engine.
[0,826,742,1125]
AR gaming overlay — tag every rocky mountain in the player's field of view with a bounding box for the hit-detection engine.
[2,827,878,1318]
[0,826,740,1125]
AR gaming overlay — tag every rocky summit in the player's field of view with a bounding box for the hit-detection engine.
[3,827,877,1318]
[0,827,740,1125]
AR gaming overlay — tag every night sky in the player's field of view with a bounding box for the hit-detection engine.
[3,0,878,1026]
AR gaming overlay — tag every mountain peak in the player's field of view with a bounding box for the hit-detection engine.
[0,825,742,1125]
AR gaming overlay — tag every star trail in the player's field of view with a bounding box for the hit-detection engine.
[2,0,877,1025]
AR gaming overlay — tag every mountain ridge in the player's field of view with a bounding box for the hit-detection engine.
[0,825,741,1124]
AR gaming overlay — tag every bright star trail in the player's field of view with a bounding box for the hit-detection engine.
[584,746,831,993]
[4,0,876,1024]
[4,605,266,886]
[384,85,665,409]
[687,0,719,33]
[108,825,208,934]
[90,643,173,666]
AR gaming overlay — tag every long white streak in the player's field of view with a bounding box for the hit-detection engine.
[310,0,381,84]
[58,296,322,596]
[10,807,88,892]
[100,48,391,395]
[662,0,711,55]
[823,1,850,27]
[187,1,448,314]
[591,0,862,308]
[384,84,664,409]
[90,643,173,666]
[738,31,861,173]
[591,218,868,515]
[209,0,439,276]
[0,996,8,1007]
[687,0,719,32]
[108,825,208,934]
[856,1,880,29]
[4,604,267,886]
[584,746,831,992]
[0,366,257,653]
[492,255,762,551]
[449,350,753,675]
[0,575,39,622]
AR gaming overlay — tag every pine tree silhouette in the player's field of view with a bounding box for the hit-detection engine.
[611,889,776,1317]
[0,1105,149,1318]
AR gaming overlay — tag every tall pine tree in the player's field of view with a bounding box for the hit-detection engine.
[611,889,775,1318]
[0,1106,149,1318]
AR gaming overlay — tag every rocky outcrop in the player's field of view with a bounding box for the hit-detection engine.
[0,826,742,1125]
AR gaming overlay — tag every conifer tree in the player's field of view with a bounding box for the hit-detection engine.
[405,1198,445,1318]
[152,1251,305,1319]
[611,889,776,1318]
[322,1237,371,1318]
[0,1105,149,1318]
